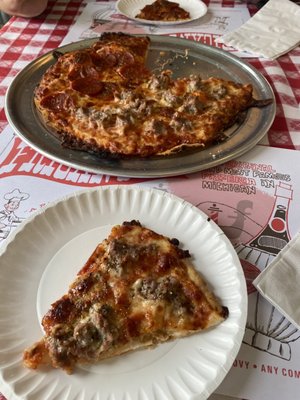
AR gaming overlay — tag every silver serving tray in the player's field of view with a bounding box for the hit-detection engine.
[5,35,275,178]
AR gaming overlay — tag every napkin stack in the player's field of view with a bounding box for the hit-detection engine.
[253,232,300,330]
[216,0,300,59]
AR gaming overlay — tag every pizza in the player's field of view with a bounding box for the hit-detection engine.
[23,220,228,373]
[135,0,190,21]
[34,32,272,158]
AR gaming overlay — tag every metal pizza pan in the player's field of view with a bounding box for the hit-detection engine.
[5,35,275,178]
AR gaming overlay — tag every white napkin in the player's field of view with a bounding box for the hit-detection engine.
[215,0,300,59]
[253,232,300,330]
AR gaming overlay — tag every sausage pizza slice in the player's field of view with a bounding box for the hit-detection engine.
[23,220,228,373]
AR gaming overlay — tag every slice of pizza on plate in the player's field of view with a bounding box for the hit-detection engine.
[23,220,228,374]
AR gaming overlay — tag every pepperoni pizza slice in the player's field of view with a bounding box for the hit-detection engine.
[23,220,228,374]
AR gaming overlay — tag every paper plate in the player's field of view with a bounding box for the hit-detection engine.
[0,186,247,400]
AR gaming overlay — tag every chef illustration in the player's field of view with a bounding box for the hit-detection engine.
[0,189,29,240]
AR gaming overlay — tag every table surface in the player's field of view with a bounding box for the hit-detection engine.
[0,1,300,400]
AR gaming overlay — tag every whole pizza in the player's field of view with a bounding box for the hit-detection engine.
[34,32,272,158]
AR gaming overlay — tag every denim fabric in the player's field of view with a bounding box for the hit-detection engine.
[0,11,10,25]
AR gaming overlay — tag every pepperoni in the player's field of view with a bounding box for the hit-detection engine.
[95,48,135,68]
[119,51,135,66]
[94,49,116,67]
[40,92,68,112]
[92,50,118,68]
[106,53,118,67]
[90,51,117,67]
[68,67,81,81]
[73,51,90,64]
[90,52,104,67]
[84,65,101,79]
[71,77,103,95]
[68,65,100,81]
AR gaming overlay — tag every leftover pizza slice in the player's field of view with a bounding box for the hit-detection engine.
[23,220,228,374]
[135,0,190,21]
[34,32,272,158]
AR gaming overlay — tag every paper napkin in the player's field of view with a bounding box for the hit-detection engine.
[216,0,300,59]
[253,232,300,330]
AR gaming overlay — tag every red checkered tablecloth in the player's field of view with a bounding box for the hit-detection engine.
[0,1,300,400]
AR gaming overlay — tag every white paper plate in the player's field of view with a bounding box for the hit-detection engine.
[0,186,247,400]
[116,0,208,25]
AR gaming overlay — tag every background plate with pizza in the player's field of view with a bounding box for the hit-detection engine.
[116,0,208,25]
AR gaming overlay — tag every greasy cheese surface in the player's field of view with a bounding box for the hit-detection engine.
[23,221,228,373]
[34,33,254,158]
